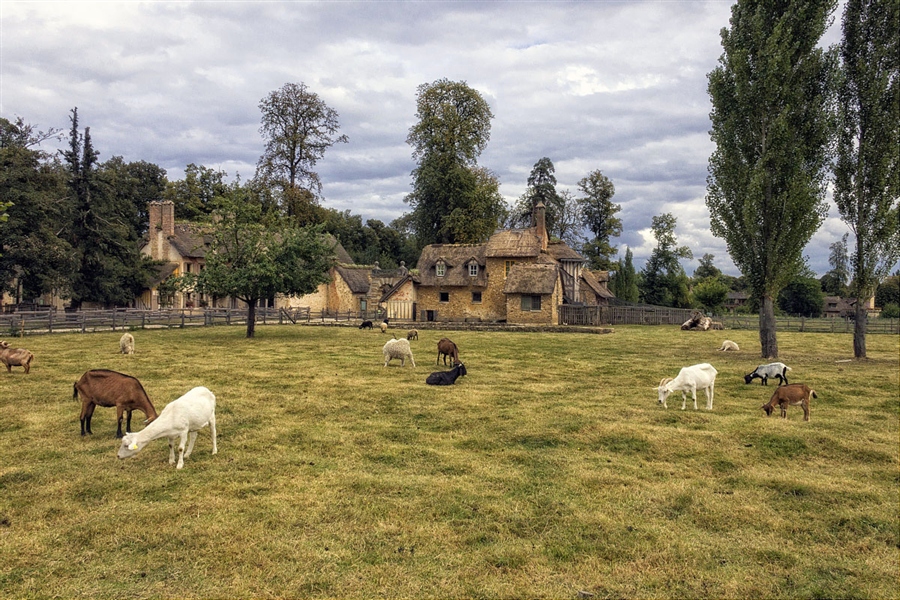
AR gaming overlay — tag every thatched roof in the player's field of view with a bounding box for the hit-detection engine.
[168,224,210,259]
[582,269,615,299]
[147,262,178,287]
[326,235,354,265]
[546,241,585,262]
[334,266,372,295]
[416,244,488,287]
[503,263,559,295]
[485,228,542,258]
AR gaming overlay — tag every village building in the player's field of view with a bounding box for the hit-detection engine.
[385,202,614,325]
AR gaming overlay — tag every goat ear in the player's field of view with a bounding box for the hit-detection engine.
[129,442,139,450]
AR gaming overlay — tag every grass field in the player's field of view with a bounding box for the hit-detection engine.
[0,324,897,599]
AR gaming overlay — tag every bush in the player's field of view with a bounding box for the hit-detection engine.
[880,303,899,319]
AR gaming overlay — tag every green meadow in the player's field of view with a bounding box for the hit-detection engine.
[0,325,897,599]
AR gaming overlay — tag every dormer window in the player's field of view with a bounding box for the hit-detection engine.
[436,262,446,277]
[468,263,478,277]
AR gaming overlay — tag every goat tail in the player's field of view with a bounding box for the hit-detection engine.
[72,382,78,401]
[811,390,818,399]
[785,366,793,371]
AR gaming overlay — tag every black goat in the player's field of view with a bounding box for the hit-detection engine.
[359,320,373,330]
[426,362,467,386]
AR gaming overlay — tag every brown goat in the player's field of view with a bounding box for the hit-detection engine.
[0,340,34,374]
[761,383,816,422]
[74,369,159,437]
[436,338,459,366]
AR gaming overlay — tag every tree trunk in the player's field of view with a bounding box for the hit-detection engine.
[853,298,867,359]
[759,295,778,358]
[246,301,257,338]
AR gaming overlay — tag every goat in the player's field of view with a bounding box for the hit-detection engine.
[718,340,739,352]
[117,386,217,469]
[744,362,791,386]
[436,338,459,366]
[656,363,718,410]
[119,332,135,354]
[0,340,34,374]
[74,369,158,438]
[383,338,415,367]
[761,384,816,422]
[407,329,418,341]
[426,362,467,386]
[380,321,388,334]
[359,320,373,330]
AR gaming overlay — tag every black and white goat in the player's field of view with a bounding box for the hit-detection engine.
[744,362,791,386]
[426,362,467,386]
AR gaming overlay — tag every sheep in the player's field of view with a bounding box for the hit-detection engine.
[426,362,467,386]
[119,332,135,354]
[761,384,816,421]
[74,369,159,437]
[744,362,791,386]
[359,320,373,330]
[0,340,34,374]
[656,363,718,410]
[380,322,388,334]
[117,386,217,469]
[383,338,415,367]
[407,329,418,341]
[718,340,739,352]
[436,337,459,366]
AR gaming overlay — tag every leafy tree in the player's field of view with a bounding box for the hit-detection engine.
[257,82,348,223]
[833,0,900,358]
[188,186,335,338]
[778,274,825,317]
[405,79,502,246]
[693,278,730,314]
[100,157,168,235]
[706,0,835,357]
[0,117,74,299]
[874,273,899,308]
[611,247,639,302]
[577,170,621,270]
[638,213,693,307]
[693,253,722,281]
[61,109,154,308]
[164,163,228,221]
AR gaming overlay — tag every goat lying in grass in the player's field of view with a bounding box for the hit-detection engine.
[426,362,467,385]
[761,383,816,422]
[657,363,718,410]
[745,362,791,386]
[117,386,217,469]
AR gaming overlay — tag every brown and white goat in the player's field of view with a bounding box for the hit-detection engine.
[0,340,34,374]
[74,369,158,437]
[761,384,816,422]
[436,338,459,366]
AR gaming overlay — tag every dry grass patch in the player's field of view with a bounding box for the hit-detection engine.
[0,325,897,598]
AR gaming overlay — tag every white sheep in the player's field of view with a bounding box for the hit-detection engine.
[380,321,388,334]
[718,340,739,351]
[117,386,217,469]
[383,338,415,367]
[657,363,718,410]
[119,332,135,354]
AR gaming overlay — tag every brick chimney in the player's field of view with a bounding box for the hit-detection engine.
[534,201,548,251]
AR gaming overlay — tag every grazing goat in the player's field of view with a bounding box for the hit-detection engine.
[119,332,135,354]
[0,340,34,374]
[761,384,816,422]
[74,369,159,437]
[656,363,718,410]
[718,340,739,352]
[407,329,418,341]
[380,322,388,334]
[118,386,217,469]
[383,338,415,367]
[744,362,791,386]
[359,320,373,330]
[426,362,467,386]
[436,338,459,366]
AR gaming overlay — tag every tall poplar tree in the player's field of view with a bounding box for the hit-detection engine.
[706,0,836,358]
[833,0,900,358]
[577,170,621,271]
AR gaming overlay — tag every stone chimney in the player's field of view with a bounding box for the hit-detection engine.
[534,201,548,251]
[147,201,175,260]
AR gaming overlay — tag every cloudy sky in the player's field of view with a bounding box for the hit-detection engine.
[1,0,855,276]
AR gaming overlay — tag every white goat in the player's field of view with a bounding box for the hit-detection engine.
[718,340,739,351]
[656,363,718,410]
[119,332,135,355]
[117,386,217,469]
[383,338,415,367]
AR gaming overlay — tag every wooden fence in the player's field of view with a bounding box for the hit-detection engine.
[1,306,897,336]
